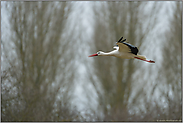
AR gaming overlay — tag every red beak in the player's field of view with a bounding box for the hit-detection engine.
[88,53,98,57]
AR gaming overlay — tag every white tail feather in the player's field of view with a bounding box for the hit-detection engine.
[136,55,146,60]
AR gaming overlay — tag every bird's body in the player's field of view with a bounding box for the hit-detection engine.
[98,50,134,59]
[89,36,155,63]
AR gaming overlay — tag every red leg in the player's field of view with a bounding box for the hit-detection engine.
[134,57,155,63]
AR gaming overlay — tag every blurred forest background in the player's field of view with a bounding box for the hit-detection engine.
[1,1,182,122]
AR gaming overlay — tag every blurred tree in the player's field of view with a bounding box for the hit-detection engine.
[1,1,82,121]
[88,1,161,121]
[1,1,181,122]
[133,2,182,121]
[157,2,182,120]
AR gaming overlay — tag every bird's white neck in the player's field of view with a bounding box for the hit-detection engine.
[99,51,116,56]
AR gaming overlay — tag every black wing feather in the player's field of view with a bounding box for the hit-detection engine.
[117,36,123,42]
[122,42,138,55]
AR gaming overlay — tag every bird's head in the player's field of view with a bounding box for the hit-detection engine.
[88,51,104,57]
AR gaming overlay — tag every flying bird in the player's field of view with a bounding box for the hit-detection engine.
[88,36,155,63]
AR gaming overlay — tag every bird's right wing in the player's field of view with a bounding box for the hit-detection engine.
[116,37,131,53]
[116,42,131,52]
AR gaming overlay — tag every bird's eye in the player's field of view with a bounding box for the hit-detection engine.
[97,52,100,54]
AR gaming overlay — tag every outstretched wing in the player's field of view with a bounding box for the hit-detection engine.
[116,36,139,55]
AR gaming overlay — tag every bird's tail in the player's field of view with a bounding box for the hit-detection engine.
[136,55,146,60]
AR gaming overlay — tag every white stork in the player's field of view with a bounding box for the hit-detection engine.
[88,36,155,63]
